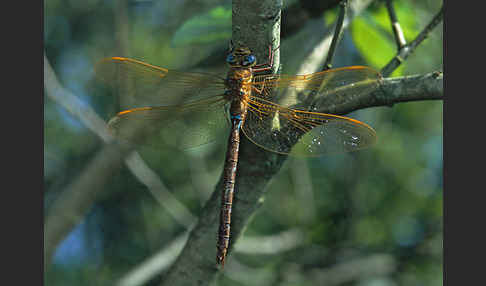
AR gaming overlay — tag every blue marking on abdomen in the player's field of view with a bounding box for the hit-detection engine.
[230,115,243,129]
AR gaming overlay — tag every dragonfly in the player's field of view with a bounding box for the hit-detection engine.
[95,45,382,267]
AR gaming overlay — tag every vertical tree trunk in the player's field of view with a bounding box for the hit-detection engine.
[160,1,282,285]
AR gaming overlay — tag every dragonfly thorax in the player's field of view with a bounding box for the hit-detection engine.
[224,67,252,125]
[224,68,253,101]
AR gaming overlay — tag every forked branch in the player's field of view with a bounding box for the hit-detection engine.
[381,4,443,76]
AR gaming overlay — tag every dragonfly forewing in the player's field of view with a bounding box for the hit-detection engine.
[95,57,226,107]
[95,57,231,149]
[251,66,382,110]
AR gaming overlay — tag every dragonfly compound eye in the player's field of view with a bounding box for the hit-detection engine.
[242,55,256,66]
[226,54,237,64]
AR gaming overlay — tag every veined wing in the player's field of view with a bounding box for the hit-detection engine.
[242,95,376,156]
[250,66,382,109]
[108,96,229,149]
[95,57,226,107]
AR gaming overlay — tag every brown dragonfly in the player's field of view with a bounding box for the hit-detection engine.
[95,45,381,267]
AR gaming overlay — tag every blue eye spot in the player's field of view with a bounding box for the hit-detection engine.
[226,54,236,63]
[242,55,256,66]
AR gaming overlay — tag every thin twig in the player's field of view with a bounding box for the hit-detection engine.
[294,0,374,76]
[43,55,115,143]
[381,5,443,77]
[323,0,348,71]
[385,0,407,49]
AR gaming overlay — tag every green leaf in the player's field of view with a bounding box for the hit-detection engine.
[172,6,231,47]
[351,14,404,77]
[323,7,338,27]
[350,1,422,77]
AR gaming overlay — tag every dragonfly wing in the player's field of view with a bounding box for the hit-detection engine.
[108,96,229,149]
[242,96,376,156]
[251,66,382,110]
[95,57,226,107]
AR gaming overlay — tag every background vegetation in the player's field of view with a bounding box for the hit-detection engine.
[44,0,443,285]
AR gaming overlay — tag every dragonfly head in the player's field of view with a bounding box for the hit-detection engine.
[226,46,257,68]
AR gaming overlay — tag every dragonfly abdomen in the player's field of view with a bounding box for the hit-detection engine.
[217,111,243,266]
[216,67,253,266]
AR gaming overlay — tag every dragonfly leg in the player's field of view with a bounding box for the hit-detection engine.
[253,45,272,68]
[251,82,265,95]
[251,73,276,99]
[252,44,279,73]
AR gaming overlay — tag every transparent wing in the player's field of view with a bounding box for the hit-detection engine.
[95,57,226,106]
[242,94,377,157]
[250,66,382,109]
[108,96,229,149]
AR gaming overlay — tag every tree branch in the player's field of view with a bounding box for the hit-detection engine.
[323,0,348,71]
[313,71,443,115]
[160,0,282,285]
[231,0,282,73]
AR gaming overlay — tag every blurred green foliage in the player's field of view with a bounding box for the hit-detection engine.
[44,0,442,285]
[172,6,231,46]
